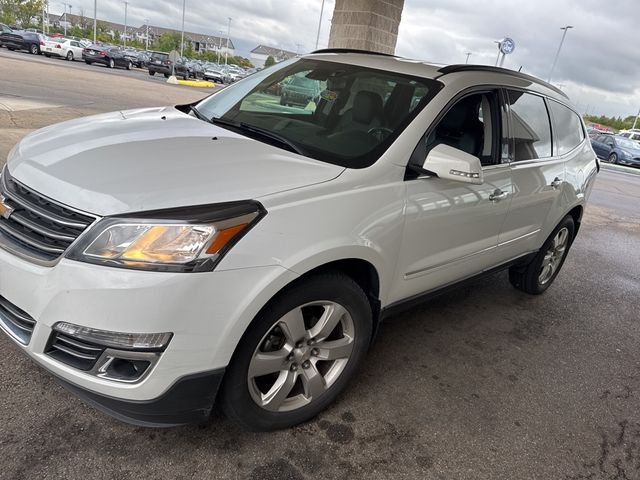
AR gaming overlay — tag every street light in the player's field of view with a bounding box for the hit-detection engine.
[548,25,573,83]
[493,40,501,66]
[632,108,640,130]
[93,0,97,43]
[217,30,223,63]
[123,1,128,48]
[225,17,231,65]
[61,3,72,37]
[314,0,326,50]
[180,0,186,56]
[465,52,472,64]
[144,18,149,50]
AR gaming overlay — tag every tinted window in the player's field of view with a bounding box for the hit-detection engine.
[507,91,552,161]
[549,101,584,155]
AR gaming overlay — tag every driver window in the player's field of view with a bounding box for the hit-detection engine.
[425,92,498,166]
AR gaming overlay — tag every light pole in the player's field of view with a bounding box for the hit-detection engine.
[61,3,72,37]
[180,0,186,56]
[93,0,97,43]
[465,52,471,64]
[632,108,640,130]
[144,18,149,50]
[548,25,573,83]
[122,1,128,48]
[314,0,326,50]
[217,30,222,63]
[225,17,231,65]
[494,40,501,66]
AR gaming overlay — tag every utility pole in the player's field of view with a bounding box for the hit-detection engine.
[180,0,186,56]
[465,52,471,64]
[494,40,501,66]
[548,25,573,83]
[122,1,128,48]
[225,17,231,65]
[93,0,97,43]
[633,108,640,130]
[314,0,326,50]
[217,31,222,63]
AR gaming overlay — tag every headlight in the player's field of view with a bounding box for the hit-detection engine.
[620,150,631,159]
[66,201,265,272]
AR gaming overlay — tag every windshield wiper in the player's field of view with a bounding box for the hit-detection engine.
[189,105,211,124]
[209,116,306,156]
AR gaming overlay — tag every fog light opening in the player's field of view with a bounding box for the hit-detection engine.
[100,357,151,381]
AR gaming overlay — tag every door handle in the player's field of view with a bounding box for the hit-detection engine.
[489,189,509,202]
[550,177,563,189]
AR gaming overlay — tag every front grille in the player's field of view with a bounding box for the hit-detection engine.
[0,296,36,345]
[0,168,96,263]
[46,332,106,371]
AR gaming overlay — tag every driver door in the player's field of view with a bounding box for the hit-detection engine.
[388,89,513,304]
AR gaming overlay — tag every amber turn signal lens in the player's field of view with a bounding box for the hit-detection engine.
[206,223,248,254]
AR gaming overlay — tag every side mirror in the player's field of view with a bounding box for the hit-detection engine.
[421,144,484,185]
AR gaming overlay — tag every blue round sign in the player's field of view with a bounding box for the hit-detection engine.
[500,37,516,55]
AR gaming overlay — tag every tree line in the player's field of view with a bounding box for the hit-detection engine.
[583,114,638,132]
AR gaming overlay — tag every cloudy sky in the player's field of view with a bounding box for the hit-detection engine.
[52,0,639,117]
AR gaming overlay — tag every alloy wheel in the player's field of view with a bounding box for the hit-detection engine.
[538,227,569,285]
[247,301,355,412]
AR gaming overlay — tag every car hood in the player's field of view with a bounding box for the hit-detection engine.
[621,147,640,157]
[6,106,344,216]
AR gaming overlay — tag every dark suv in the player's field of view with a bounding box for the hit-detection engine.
[0,26,44,55]
[147,51,189,79]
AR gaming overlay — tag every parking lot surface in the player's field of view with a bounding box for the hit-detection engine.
[1,51,640,480]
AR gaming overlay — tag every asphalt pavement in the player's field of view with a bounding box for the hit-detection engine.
[1,48,640,480]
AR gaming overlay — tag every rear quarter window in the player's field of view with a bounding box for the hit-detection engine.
[507,90,552,161]
[548,100,585,156]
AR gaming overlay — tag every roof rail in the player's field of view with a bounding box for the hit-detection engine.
[437,65,568,99]
[310,48,396,57]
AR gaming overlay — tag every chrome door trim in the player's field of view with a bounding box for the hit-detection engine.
[404,245,497,279]
[497,229,541,247]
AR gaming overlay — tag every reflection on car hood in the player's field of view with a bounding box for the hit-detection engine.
[7,106,344,216]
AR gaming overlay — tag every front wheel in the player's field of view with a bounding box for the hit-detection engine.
[608,153,618,164]
[509,215,575,295]
[108,58,115,68]
[66,51,73,61]
[30,44,39,55]
[220,273,373,431]
[148,70,155,76]
[126,60,132,70]
[85,60,91,64]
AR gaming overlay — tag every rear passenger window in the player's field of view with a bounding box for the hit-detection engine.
[548,101,584,155]
[507,91,552,161]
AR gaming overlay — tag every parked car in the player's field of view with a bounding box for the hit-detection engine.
[0,28,45,55]
[82,44,132,69]
[43,37,85,61]
[618,130,640,144]
[203,64,226,83]
[147,51,188,79]
[122,48,139,65]
[0,50,597,431]
[134,51,151,68]
[280,73,322,106]
[591,134,640,167]
[186,60,204,79]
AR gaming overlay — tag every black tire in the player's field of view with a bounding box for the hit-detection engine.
[608,153,618,164]
[30,44,38,55]
[85,60,92,65]
[148,70,155,76]
[45,53,51,57]
[7,47,15,51]
[509,215,575,295]
[126,61,132,70]
[108,58,114,68]
[280,95,287,106]
[66,51,73,61]
[220,273,373,431]
[163,73,169,78]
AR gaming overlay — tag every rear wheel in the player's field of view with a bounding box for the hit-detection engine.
[85,60,92,65]
[66,51,73,61]
[509,215,575,295]
[108,58,115,68]
[608,153,618,164]
[29,44,38,55]
[126,60,132,70]
[148,70,155,76]
[220,273,373,431]
[163,73,169,78]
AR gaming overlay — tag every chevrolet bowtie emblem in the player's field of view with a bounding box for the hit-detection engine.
[0,194,14,220]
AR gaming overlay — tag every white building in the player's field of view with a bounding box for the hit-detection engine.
[250,45,297,69]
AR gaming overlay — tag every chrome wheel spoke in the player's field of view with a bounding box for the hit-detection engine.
[315,337,354,361]
[249,349,291,378]
[308,303,347,341]
[557,228,569,247]
[278,308,307,344]
[301,364,325,400]
[261,370,297,411]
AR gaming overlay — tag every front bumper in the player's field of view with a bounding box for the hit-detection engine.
[0,246,297,424]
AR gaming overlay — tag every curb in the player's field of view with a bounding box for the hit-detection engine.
[166,76,216,88]
[600,162,640,176]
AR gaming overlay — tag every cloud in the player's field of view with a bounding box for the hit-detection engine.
[52,0,639,116]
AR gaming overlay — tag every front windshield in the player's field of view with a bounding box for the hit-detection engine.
[617,137,638,149]
[195,58,441,168]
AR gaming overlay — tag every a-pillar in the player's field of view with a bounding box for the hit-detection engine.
[328,0,405,55]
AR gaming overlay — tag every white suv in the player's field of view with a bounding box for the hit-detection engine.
[0,50,597,430]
